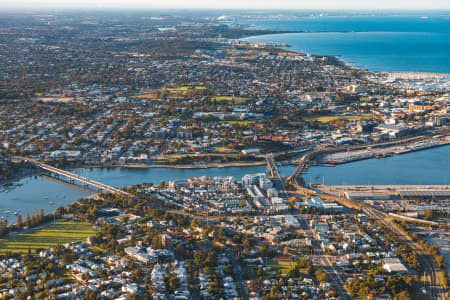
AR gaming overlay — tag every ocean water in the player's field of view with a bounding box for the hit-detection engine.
[240,15,450,73]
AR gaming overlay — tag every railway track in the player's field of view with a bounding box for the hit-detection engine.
[289,175,448,299]
[366,208,447,300]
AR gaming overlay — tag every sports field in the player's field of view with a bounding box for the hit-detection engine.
[211,96,250,104]
[267,259,293,273]
[304,114,374,123]
[166,86,207,91]
[0,220,95,254]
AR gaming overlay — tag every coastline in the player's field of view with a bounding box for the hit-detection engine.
[1,22,449,191]
[240,31,373,74]
[240,27,450,74]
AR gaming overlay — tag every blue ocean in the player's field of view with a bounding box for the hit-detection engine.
[240,15,450,73]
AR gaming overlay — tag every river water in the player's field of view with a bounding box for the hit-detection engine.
[0,145,448,223]
[302,144,449,186]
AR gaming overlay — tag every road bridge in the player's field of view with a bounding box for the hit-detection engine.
[266,155,281,178]
[287,134,438,187]
[17,157,134,198]
[266,155,288,198]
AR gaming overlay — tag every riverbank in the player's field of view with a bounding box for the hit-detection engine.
[0,169,40,190]
[303,144,450,186]
[1,143,448,225]
[85,160,267,169]
[319,138,450,165]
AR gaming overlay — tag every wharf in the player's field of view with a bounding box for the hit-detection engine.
[316,184,450,201]
[321,138,449,165]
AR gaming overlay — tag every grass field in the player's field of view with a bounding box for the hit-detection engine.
[267,259,293,273]
[214,146,235,152]
[167,86,207,91]
[304,114,374,123]
[221,120,254,126]
[211,96,250,105]
[0,221,95,254]
[135,93,157,99]
[360,97,373,101]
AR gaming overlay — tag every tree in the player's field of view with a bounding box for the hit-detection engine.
[152,234,162,249]
[17,215,23,228]
[424,209,434,221]
[260,244,269,257]
[174,244,185,259]
[83,290,99,300]
[56,155,67,168]
[61,253,74,265]
[224,265,234,276]
[25,213,31,227]
[394,290,411,300]
[315,269,330,283]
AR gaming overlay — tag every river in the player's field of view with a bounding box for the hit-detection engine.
[0,145,448,223]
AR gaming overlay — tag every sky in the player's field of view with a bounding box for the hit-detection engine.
[2,0,450,10]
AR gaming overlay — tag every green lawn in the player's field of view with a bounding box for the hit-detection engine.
[0,221,95,254]
[267,259,293,273]
[211,96,250,105]
[166,86,207,91]
[214,146,235,152]
[221,120,254,126]
[304,114,375,123]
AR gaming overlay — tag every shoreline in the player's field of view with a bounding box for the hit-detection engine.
[2,138,448,188]
[84,161,267,169]
[319,140,450,166]
[240,30,450,75]
[0,169,40,189]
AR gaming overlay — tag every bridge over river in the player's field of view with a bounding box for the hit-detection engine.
[15,157,134,198]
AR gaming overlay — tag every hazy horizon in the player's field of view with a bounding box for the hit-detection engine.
[1,0,450,11]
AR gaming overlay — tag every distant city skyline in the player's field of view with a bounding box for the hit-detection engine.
[2,0,450,10]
